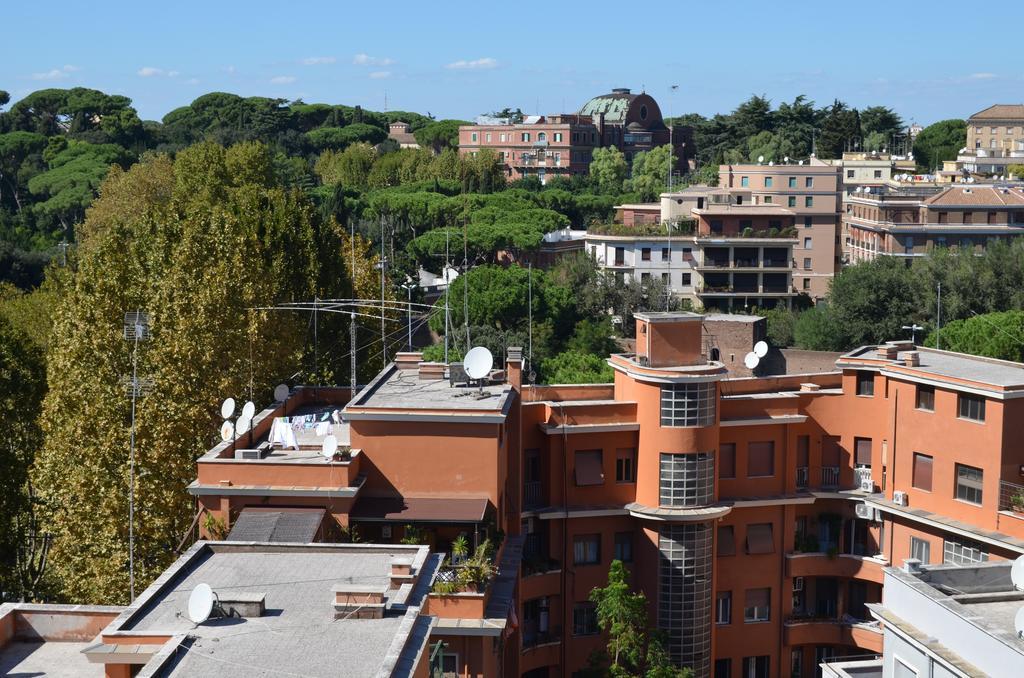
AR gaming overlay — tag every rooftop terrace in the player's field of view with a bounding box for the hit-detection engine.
[346,363,515,420]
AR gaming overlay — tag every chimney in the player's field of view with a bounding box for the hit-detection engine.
[395,352,423,371]
[876,345,899,360]
[218,592,266,618]
[390,556,416,588]
[903,558,922,574]
[506,347,523,390]
[904,351,920,367]
[800,382,821,393]
[418,361,446,380]
[332,583,388,620]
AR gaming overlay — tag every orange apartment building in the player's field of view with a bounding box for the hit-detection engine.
[843,183,1024,264]
[184,314,1024,678]
[720,163,843,301]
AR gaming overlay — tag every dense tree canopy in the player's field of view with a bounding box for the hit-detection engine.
[912,119,966,171]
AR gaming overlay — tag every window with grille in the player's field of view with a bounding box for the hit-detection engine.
[943,537,988,565]
[744,588,771,622]
[955,463,983,504]
[660,382,716,427]
[958,394,985,422]
[658,524,713,675]
[572,602,599,635]
[660,452,714,507]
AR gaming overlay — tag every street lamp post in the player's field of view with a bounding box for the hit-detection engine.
[401,279,417,351]
[902,324,924,345]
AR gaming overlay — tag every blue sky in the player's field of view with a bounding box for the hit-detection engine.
[3,1,1020,125]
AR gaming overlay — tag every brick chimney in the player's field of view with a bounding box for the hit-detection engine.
[506,347,523,390]
[332,583,388,620]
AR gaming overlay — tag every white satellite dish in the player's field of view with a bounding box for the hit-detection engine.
[188,583,215,624]
[220,397,236,420]
[754,341,769,358]
[273,383,290,402]
[798,159,805,165]
[757,155,764,164]
[1016,607,1024,640]
[768,160,774,166]
[220,420,235,442]
[1011,555,1024,591]
[235,414,252,436]
[464,346,494,381]
[783,156,790,164]
[744,352,760,370]
[322,434,338,460]
[241,401,256,420]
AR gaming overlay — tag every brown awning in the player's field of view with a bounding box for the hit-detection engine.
[226,507,325,543]
[350,496,490,523]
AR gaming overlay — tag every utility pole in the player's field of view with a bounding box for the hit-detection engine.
[379,216,387,368]
[667,85,678,190]
[936,282,942,350]
[350,312,358,397]
[401,278,417,352]
[122,311,152,603]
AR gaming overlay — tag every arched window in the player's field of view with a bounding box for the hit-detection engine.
[640,105,648,120]
[538,132,547,141]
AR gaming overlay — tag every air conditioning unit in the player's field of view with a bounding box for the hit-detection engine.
[893,490,909,506]
[793,577,804,592]
[236,448,268,460]
[854,502,872,520]
[859,476,875,493]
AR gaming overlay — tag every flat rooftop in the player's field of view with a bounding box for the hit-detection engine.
[0,603,122,677]
[1,640,95,677]
[347,365,514,416]
[839,343,1024,393]
[103,542,434,678]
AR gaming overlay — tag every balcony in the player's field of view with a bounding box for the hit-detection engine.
[784,619,883,652]
[786,553,887,584]
[796,466,809,490]
[821,466,840,488]
[524,481,543,510]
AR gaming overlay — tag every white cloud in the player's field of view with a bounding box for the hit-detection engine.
[270,75,296,85]
[138,66,164,77]
[353,53,395,67]
[168,70,180,78]
[445,57,497,70]
[369,71,391,79]
[31,64,79,80]
[184,78,200,85]
[302,56,336,65]
[969,72,996,80]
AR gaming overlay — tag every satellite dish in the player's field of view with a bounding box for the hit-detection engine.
[241,401,256,420]
[322,434,338,460]
[188,583,215,624]
[783,156,790,163]
[1016,607,1024,640]
[798,159,804,165]
[235,414,252,436]
[464,346,494,380]
[220,397,236,419]
[744,352,760,370]
[273,383,290,402]
[908,152,913,160]
[768,160,774,166]
[757,155,764,163]
[1011,555,1024,591]
[754,341,769,358]
[220,420,235,442]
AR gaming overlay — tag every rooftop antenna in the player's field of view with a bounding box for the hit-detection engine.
[379,215,387,368]
[122,310,153,603]
[350,218,358,396]
[528,263,533,377]
[936,282,942,350]
[464,346,493,394]
[463,197,471,353]
[743,351,760,371]
[187,583,216,625]
[444,227,451,365]
[754,340,768,359]
[902,324,924,344]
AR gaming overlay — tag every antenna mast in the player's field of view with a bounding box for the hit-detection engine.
[463,199,470,352]
[936,282,942,350]
[444,227,450,364]
[350,219,358,394]
[122,310,152,603]
[380,215,387,368]
[528,263,533,377]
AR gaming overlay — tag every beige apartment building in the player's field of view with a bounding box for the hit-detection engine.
[957,104,1024,175]
[719,163,843,300]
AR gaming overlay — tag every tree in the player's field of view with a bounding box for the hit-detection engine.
[590,147,628,194]
[414,120,469,153]
[762,306,796,348]
[925,311,1024,362]
[817,100,861,159]
[0,131,48,211]
[860,106,904,140]
[793,305,841,351]
[1008,164,1024,180]
[630,145,672,201]
[541,350,613,384]
[912,119,966,171]
[32,141,349,604]
[306,123,386,151]
[315,143,377,190]
[487,107,524,124]
[588,561,693,678]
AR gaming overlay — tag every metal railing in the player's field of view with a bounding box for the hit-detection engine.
[999,479,1024,514]
[796,466,809,489]
[821,466,840,488]
[522,625,562,648]
[524,481,542,509]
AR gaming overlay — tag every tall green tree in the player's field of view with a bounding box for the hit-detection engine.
[590,147,629,194]
[912,119,966,171]
[630,145,671,200]
[817,100,861,159]
[414,120,469,153]
[925,311,1024,362]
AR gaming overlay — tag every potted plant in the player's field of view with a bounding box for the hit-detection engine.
[1010,491,1024,515]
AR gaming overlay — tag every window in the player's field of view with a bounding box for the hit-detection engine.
[718,525,735,556]
[745,523,774,554]
[803,237,812,249]
[614,531,633,562]
[747,441,775,477]
[803,257,811,269]
[958,394,985,422]
[715,659,732,678]
[764,177,773,187]
[719,443,736,479]
[439,653,458,678]
[805,196,814,207]
[660,452,715,507]
[521,132,530,142]
[804,216,813,228]
[537,132,546,141]
[742,656,770,678]
[764,195,773,203]
[553,152,561,165]
[661,272,669,285]
[912,453,933,491]
[803,278,810,290]
[471,132,478,142]
[954,463,983,504]
[499,133,506,142]
[716,591,732,624]
[572,602,599,635]
[789,177,797,188]
[805,177,814,188]
[641,272,651,284]
[554,132,562,142]
[910,536,930,564]
[854,437,872,467]
[741,176,749,187]
[641,247,651,261]
[791,649,803,678]
[963,212,973,225]
[574,450,604,486]
[710,219,723,234]
[661,247,670,261]
[943,537,988,565]
[681,273,692,285]
[744,589,770,622]
[916,385,935,411]
[658,524,713,671]
[573,534,600,565]
[660,382,716,427]
[615,448,636,483]
[873,169,882,179]
[847,169,855,178]
[856,371,875,396]
[788,196,797,207]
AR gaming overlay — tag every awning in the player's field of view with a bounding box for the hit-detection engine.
[226,508,325,543]
[350,497,490,524]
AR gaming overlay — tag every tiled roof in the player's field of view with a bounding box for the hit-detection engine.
[924,185,1024,206]
[969,104,1024,120]
[578,90,636,123]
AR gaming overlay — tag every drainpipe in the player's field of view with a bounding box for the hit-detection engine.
[559,402,570,675]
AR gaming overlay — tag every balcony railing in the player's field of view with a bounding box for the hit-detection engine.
[524,481,542,509]
[522,625,562,649]
[821,466,840,488]
[796,466,809,489]
[999,479,1024,514]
